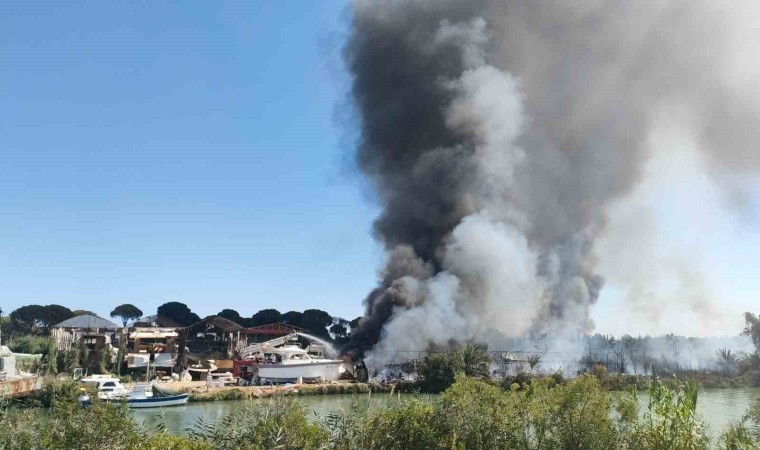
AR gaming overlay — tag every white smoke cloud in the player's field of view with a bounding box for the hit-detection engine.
[594,115,757,337]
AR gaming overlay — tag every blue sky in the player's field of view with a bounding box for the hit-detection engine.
[1,1,379,321]
[3,2,758,337]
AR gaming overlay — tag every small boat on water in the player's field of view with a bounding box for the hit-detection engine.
[79,376,188,408]
[239,333,343,385]
[126,385,189,408]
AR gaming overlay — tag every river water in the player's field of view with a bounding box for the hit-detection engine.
[133,388,759,441]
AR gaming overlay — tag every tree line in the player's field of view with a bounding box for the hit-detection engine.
[0,302,362,346]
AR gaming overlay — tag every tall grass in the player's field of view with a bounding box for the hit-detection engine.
[187,397,327,450]
[620,378,710,449]
[719,397,760,449]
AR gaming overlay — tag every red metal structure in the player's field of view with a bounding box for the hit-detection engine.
[243,322,306,336]
[232,359,257,380]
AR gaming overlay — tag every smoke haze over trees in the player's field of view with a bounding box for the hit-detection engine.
[344,0,760,364]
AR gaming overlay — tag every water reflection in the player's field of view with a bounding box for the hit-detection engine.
[132,393,408,435]
[133,388,760,438]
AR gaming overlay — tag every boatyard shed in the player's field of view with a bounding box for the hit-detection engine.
[51,314,121,371]
[51,314,121,351]
[180,316,245,358]
[127,327,180,369]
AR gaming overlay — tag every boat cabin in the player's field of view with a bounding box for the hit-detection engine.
[80,375,128,399]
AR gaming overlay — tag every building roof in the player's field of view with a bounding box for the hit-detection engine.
[187,316,244,333]
[244,322,306,335]
[54,314,120,330]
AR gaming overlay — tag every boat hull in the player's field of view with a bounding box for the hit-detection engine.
[127,393,189,408]
[257,361,341,383]
[0,376,39,398]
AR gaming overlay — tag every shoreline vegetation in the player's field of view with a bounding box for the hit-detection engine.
[184,382,389,402]
[181,369,759,403]
[9,335,760,408]
[11,366,758,409]
[2,373,759,450]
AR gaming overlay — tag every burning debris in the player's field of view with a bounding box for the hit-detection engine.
[345,0,760,367]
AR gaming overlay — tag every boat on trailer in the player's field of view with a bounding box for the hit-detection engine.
[239,333,343,385]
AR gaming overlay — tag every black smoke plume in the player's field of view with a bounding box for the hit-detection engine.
[344,0,760,363]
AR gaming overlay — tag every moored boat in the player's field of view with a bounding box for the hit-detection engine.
[79,377,188,408]
[80,374,129,400]
[126,385,188,408]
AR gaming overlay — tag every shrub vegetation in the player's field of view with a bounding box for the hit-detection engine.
[2,372,759,449]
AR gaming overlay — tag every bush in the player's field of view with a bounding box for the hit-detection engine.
[0,412,36,450]
[189,388,248,402]
[33,377,82,408]
[591,364,608,380]
[549,369,566,385]
[598,373,645,391]
[494,374,622,449]
[355,399,438,450]
[718,421,756,450]
[188,397,328,450]
[501,371,533,390]
[3,388,215,449]
[530,374,618,449]
[438,375,521,449]
[329,374,624,450]
[7,335,52,355]
[37,400,145,449]
[392,379,422,393]
[5,372,760,449]
[417,352,463,393]
[0,397,36,450]
[621,378,710,449]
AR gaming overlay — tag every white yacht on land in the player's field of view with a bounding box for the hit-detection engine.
[239,333,342,384]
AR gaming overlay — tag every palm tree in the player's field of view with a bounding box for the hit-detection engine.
[527,354,541,373]
[716,348,738,376]
[459,344,491,378]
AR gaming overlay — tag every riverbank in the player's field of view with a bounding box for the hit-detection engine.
[582,370,760,391]
[12,368,759,408]
[149,380,393,402]
[164,370,760,403]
